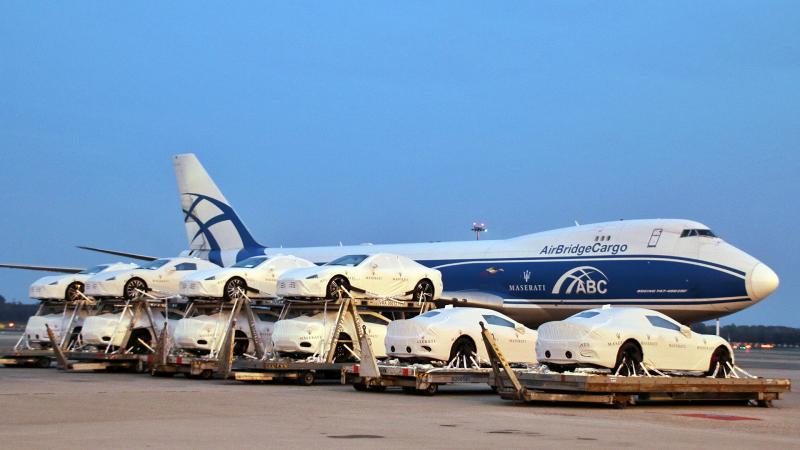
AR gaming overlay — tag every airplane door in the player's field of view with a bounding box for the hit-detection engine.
[647,229,663,248]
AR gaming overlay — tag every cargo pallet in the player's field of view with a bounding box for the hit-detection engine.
[0,349,55,368]
[1,297,91,368]
[480,323,792,408]
[233,359,351,385]
[345,363,494,396]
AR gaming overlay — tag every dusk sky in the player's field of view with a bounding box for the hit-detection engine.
[1,3,797,325]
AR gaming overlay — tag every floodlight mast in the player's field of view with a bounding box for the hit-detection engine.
[471,222,487,240]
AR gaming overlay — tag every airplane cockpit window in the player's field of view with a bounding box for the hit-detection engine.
[680,229,716,238]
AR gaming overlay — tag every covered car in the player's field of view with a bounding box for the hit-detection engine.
[80,304,183,353]
[29,262,139,301]
[385,307,537,366]
[86,257,220,299]
[173,308,279,356]
[276,253,442,301]
[271,310,391,361]
[180,255,316,300]
[22,303,90,349]
[536,306,735,377]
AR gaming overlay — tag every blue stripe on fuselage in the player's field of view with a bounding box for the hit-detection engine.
[415,255,748,302]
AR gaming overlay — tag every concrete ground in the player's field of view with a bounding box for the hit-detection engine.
[0,334,797,449]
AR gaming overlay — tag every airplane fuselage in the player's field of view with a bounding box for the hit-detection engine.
[188,218,778,327]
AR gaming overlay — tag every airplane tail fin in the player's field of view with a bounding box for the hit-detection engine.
[173,154,263,252]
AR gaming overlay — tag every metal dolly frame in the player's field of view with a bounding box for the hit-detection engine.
[480,323,792,408]
[1,297,91,368]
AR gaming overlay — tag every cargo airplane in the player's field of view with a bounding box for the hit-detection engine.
[173,154,779,326]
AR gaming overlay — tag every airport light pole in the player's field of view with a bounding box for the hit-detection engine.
[471,222,487,240]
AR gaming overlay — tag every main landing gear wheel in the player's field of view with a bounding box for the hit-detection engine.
[326,276,350,299]
[65,282,84,302]
[124,278,147,300]
[224,277,247,301]
[412,279,435,303]
[614,341,643,376]
[707,347,733,378]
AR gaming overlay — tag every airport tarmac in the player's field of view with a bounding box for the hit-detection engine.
[0,333,797,449]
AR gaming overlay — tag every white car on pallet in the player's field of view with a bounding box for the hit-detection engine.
[173,309,280,356]
[385,307,538,366]
[276,253,443,301]
[22,303,91,351]
[86,257,220,299]
[29,263,139,301]
[272,310,392,361]
[180,255,316,300]
[536,306,736,377]
[80,304,185,353]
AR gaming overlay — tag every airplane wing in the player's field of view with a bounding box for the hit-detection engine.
[76,246,158,261]
[0,263,83,274]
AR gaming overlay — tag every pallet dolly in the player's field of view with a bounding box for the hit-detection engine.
[0,296,91,368]
[481,323,792,408]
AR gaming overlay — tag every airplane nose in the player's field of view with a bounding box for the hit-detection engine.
[747,263,779,301]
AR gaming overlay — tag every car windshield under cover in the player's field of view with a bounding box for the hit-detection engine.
[78,265,109,275]
[326,255,368,267]
[139,259,169,270]
[232,256,268,269]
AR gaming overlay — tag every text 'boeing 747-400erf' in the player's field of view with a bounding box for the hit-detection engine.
[175,153,779,326]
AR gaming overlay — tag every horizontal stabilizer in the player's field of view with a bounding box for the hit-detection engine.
[76,246,158,261]
[0,263,83,274]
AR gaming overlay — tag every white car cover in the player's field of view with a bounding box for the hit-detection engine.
[277,253,443,301]
[86,257,220,299]
[173,309,279,355]
[385,307,537,366]
[536,306,735,375]
[271,310,391,359]
[180,255,316,299]
[29,262,139,300]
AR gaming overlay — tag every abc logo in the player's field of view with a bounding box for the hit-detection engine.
[552,266,609,295]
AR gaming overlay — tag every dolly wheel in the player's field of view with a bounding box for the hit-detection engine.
[299,371,315,386]
[36,358,51,368]
[420,384,439,396]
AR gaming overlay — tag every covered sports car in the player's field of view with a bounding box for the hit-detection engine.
[276,253,442,301]
[385,307,537,366]
[536,306,735,376]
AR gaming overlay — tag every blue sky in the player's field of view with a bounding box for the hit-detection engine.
[0,3,798,325]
